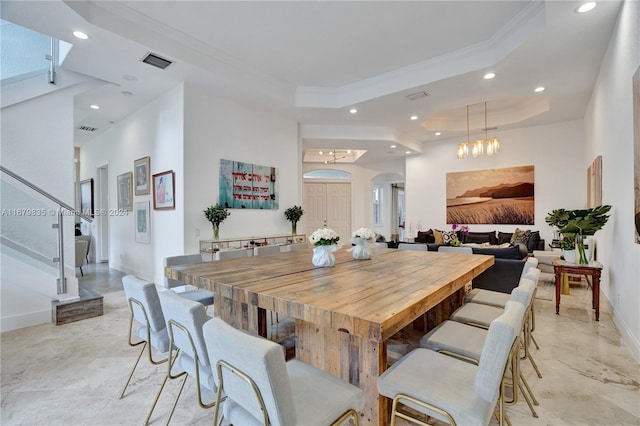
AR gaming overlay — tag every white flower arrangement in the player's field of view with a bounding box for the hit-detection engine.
[309,228,340,246]
[352,227,376,240]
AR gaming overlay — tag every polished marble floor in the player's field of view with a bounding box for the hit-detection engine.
[1,263,639,425]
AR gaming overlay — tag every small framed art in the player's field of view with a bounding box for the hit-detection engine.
[134,156,151,195]
[117,172,133,211]
[134,201,150,243]
[153,170,175,210]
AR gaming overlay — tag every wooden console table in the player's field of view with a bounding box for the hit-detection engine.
[553,259,603,321]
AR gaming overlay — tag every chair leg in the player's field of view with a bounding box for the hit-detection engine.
[530,300,540,350]
[144,373,170,426]
[165,374,188,425]
[519,377,539,418]
[80,266,83,276]
[120,342,146,399]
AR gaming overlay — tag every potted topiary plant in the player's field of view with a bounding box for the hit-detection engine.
[547,205,611,264]
[284,205,304,235]
[204,203,231,240]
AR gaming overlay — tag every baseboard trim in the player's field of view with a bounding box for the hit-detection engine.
[1,309,51,332]
[603,292,640,364]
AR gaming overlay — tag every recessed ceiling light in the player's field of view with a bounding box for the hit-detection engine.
[405,151,411,155]
[89,104,100,110]
[483,72,496,80]
[390,145,397,148]
[73,31,88,40]
[534,86,546,93]
[576,2,596,13]
[319,151,323,155]
[435,132,442,136]
[410,115,418,121]
[349,108,358,114]
[122,74,137,81]
[347,150,352,154]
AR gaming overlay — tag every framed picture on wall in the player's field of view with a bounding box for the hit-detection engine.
[117,172,133,211]
[79,178,94,217]
[134,156,151,195]
[152,170,175,210]
[134,201,150,243]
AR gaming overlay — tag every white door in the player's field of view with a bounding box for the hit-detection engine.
[303,182,351,243]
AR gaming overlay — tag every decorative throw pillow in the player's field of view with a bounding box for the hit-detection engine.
[433,229,444,245]
[497,231,513,245]
[416,229,435,244]
[526,231,541,253]
[510,228,531,245]
[442,230,458,245]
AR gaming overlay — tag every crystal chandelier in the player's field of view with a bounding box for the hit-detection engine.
[457,102,500,159]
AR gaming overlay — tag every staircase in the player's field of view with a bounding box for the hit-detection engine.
[52,285,103,325]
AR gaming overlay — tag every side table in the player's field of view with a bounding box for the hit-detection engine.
[552,259,603,321]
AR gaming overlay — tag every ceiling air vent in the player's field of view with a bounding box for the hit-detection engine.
[405,91,429,101]
[141,52,173,70]
[78,125,98,132]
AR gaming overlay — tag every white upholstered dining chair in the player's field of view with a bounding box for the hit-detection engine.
[377,300,521,426]
[398,243,427,251]
[203,317,365,426]
[146,290,218,425]
[120,276,170,401]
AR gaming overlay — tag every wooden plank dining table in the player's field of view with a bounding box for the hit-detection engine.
[166,246,493,425]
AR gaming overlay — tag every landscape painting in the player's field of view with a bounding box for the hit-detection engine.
[446,165,534,225]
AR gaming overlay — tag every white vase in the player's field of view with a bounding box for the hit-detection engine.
[350,237,371,260]
[312,245,337,267]
[562,249,576,264]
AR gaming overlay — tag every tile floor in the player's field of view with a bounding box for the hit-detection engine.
[1,263,639,425]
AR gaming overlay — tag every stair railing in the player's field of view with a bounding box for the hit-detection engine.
[1,165,92,294]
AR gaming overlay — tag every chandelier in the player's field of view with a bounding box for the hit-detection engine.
[456,102,501,159]
[320,149,350,164]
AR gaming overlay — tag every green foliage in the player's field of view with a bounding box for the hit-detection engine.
[557,205,612,237]
[545,209,570,230]
[284,205,304,224]
[558,236,575,250]
[203,203,230,227]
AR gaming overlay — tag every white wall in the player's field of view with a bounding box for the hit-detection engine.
[406,119,585,245]
[584,0,640,362]
[183,82,301,255]
[80,84,185,286]
[302,158,405,240]
[1,79,104,330]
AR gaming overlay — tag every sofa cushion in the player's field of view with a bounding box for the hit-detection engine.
[526,231,541,253]
[510,228,531,245]
[433,230,444,245]
[497,232,512,245]
[471,244,523,260]
[463,231,497,245]
[416,229,435,244]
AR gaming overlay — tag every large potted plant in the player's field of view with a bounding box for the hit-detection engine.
[284,205,304,235]
[204,203,231,240]
[547,205,611,264]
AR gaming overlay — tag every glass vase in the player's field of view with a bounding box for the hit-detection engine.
[349,237,371,260]
[576,234,588,265]
[213,225,219,241]
[292,223,297,235]
[312,245,337,267]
